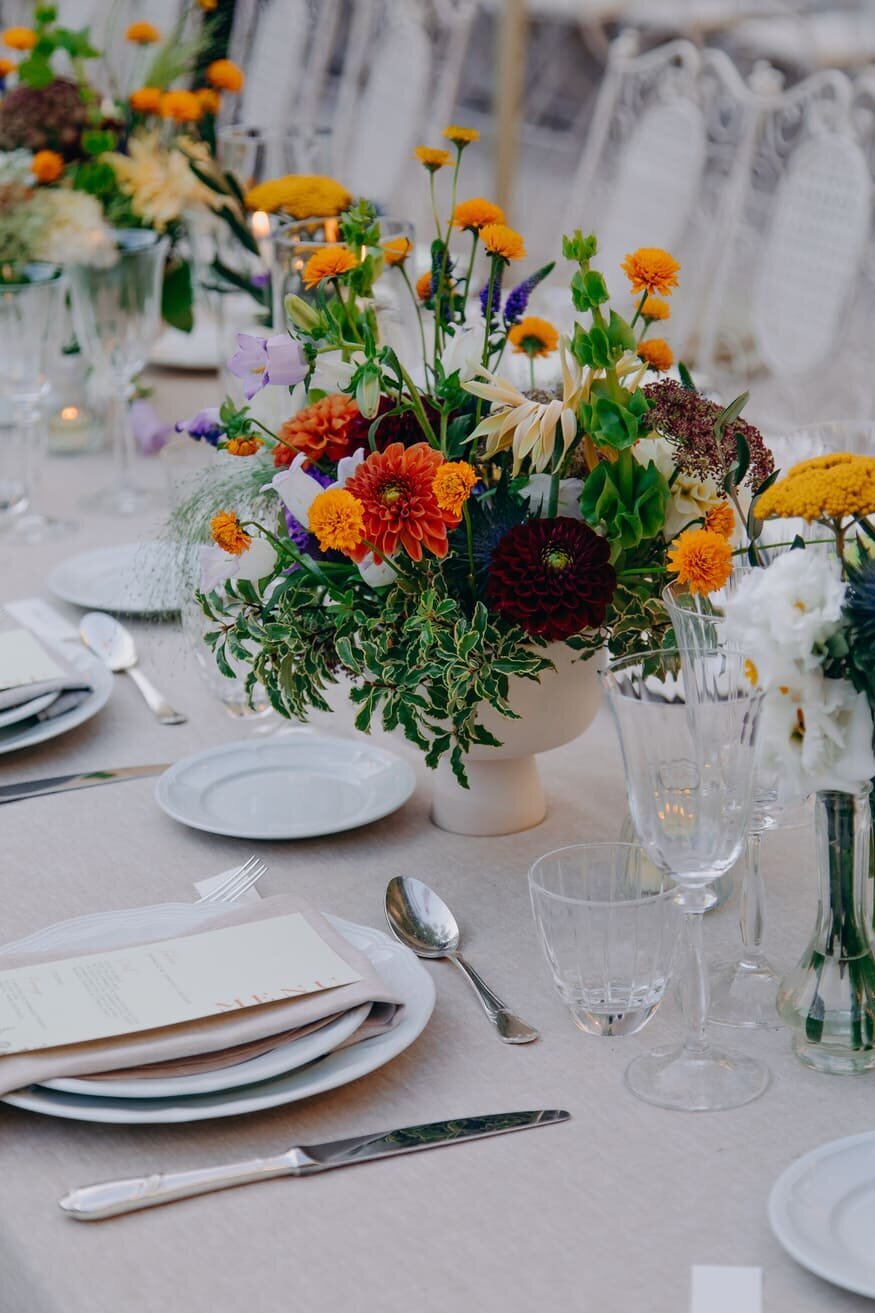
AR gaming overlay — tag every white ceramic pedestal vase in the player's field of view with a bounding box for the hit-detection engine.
[430,643,602,837]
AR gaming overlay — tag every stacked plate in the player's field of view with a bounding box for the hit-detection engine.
[0,904,434,1125]
[0,638,112,757]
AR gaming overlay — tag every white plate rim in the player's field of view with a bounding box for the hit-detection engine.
[154,737,417,840]
[0,644,112,757]
[47,542,182,617]
[1,916,434,1124]
[768,1129,875,1298]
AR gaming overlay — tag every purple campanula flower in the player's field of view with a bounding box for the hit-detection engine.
[176,407,223,446]
[227,332,308,400]
[130,399,173,455]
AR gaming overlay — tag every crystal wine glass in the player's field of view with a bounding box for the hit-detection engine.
[600,647,769,1111]
[68,230,168,515]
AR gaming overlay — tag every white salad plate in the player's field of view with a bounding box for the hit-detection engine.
[0,690,58,729]
[0,642,112,756]
[769,1131,875,1298]
[1,914,434,1124]
[47,542,183,617]
[155,737,417,840]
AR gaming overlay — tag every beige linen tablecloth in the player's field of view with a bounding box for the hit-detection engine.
[0,369,871,1313]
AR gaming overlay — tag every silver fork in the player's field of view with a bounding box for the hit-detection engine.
[195,856,267,905]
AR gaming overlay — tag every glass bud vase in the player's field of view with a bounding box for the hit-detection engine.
[777,787,875,1074]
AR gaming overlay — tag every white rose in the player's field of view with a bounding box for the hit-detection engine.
[759,672,875,799]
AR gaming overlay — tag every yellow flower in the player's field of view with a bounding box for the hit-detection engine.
[3,27,37,50]
[130,86,162,114]
[637,338,674,372]
[381,236,413,266]
[303,245,359,290]
[414,145,452,171]
[508,316,559,358]
[105,133,214,229]
[416,271,433,301]
[621,247,680,297]
[464,339,584,475]
[31,150,64,184]
[479,222,526,262]
[443,124,480,146]
[704,500,736,538]
[195,87,221,115]
[197,0,217,8]
[211,511,250,555]
[667,528,733,596]
[433,461,478,515]
[159,90,203,123]
[755,452,875,523]
[206,58,244,92]
[244,174,351,218]
[225,436,262,457]
[308,489,365,554]
[641,295,670,321]
[744,658,759,687]
[125,21,161,43]
[452,197,505,232]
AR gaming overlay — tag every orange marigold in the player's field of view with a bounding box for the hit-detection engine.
[31,150,64,184]
[443,124,479,146]
[479,222,526,262]
[508,316,559,358]
[206,58,244,92]
[414,145,452,171]
[225,436,263,457]
[344,442,459,562]
[3,27,37,50]
[381,236,413,266]
[704,500,736,538]
[303,245,359,290]
[211,511,250,555]
[667,528,733,596]
[638,338,674,372]
[159,89,202,123]
[0,57,16,76]
[195,87,221,115]
[433,461,477,516]
[275,394,360,466]
[308,489,366,555]
[621,247,680,297]
[415,271,433,301]
[130,86,162,114]
[452,197,505,232]
[641,295,670,321]
[125,21,161,42]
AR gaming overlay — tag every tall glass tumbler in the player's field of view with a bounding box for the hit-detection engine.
[68,230,168,515]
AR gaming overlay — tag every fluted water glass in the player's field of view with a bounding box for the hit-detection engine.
[601,647,768,1111]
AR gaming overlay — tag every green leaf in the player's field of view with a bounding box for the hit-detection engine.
[161,259,194,333]
[607,310,636,354]
[582,269,609,306]
[713,391,749,436]
[678,361,696,391]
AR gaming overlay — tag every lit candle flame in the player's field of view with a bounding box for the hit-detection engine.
[360,245,367,263]
[61,406,80,421]
[251,210,271,241]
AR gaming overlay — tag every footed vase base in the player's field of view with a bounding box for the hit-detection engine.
[431,754,545,837]
[625,1042,770,1111]
[791,1036,875,1076]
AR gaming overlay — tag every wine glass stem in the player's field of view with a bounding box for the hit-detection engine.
[681,908,711,1058]
[17,402,40,510]
[111,380,134,497]
[738,832,766,968]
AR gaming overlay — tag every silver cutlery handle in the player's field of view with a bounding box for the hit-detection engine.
[449,952,539,1044]
[127,667,187,725]
[59,1155,293,1220]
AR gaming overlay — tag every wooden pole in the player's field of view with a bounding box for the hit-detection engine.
[494,0,527,217]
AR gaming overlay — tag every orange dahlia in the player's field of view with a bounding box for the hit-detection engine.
[479,223,526,262]
[621,247,680,297]
[211,511,250,555]
[303,245,358,290]
[452,197,505,232]
[637,338,674,372]
[667,528,733,596]
[130,86,162,114]
[344,442,459,562]
[274,394,361,467]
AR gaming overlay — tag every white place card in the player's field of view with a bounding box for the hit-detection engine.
[0,629,65,692]
[690,1266,762,1313]
[0,913,362,1055]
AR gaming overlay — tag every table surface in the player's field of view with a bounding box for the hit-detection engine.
[1,368,872,1313]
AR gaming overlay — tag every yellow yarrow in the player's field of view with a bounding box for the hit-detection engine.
[308,489,366,554]
[756,452,875,522]
[433,461,478,516]
[244,174,351,218]
[667,528,733,596]
[211,511,250,555]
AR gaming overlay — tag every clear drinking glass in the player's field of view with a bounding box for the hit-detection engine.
[68,231,169,515]
[601,647,769,1111]
[217,125,332,188]
[664,575,784,1028]
[0,264,71,541]
[180,592,271,720]
[529,843,682,1037]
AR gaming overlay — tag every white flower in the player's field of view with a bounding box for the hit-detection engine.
[439,325,482,383]
[519,473,583,519]
[722,550,846,685]
[198,537,276,592]
[32,190,116,267]
[759,672,875,798]
[633,434,725,539]
[0,149,35,188]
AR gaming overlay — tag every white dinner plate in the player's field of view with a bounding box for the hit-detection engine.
[47,542,183,617]
[0,690,58,729]
[155,737,417,840]
[0,642,112,756]
[769,1131,875,1298]
[1,916,434,1124]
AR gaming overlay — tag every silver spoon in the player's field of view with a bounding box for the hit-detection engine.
[80,612,187,726]
[385,876,539,1044]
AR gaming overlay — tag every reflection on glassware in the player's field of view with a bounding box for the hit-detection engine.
[68,230,168,515]
[180,590,271,721]
[216,125,332,189]
[529,843,681,1037]
[601,647,769,1111]
[0,263,72,542]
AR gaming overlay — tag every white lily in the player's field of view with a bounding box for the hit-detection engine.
[199,537,277,592]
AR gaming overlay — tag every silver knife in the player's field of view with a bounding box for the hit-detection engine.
[0,765,170,804]
[59,1110,570,1220]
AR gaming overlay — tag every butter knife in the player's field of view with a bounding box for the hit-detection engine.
[0,764,170,804]
[59,1109,570,1220]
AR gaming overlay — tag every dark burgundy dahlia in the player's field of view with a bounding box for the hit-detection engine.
[486,517,616,641]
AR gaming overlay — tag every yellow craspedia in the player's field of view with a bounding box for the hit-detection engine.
[756,452,875,523]
[31,150,64,184]
[621,247,680,297]
[302,245,359,290]
[130,86,162,114]
[479,223,526,262]
[244,174,351,218]
[308,489,366,555]
[125,21,161,43]
[443,124,480,146]
[667,528,733,596]
[206,58,244,92]
[637,338,674,372]
[211,511,251,555]
[641,295,670,321]
[508,316,559,358]
[159,89,203,123]
[432,461,478,516]
[414,145,452,171]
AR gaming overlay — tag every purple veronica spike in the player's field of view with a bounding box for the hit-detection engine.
[504,262,554,325]
[283,465,333,560]
[479,264,503,320]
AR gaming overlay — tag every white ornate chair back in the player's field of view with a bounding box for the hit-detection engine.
[227,0,340,131]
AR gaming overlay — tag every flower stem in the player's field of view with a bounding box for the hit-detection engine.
[629,290,649,331]
[475,259,500,426]
[463,501,475,592]
[398,263,429,381]
[389,352,438,447]
[462,231,478,308]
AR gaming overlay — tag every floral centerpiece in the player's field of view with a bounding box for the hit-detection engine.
[178,130,777,834]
